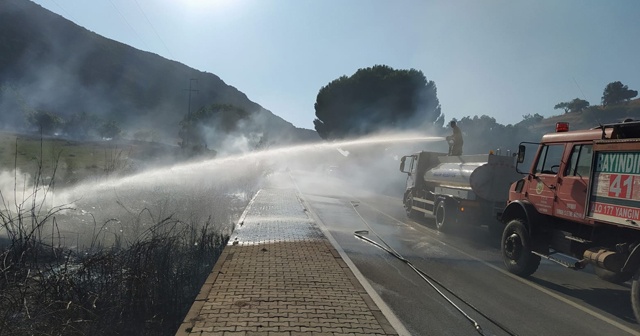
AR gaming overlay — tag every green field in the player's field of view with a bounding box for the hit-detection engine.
[0,132,184,187]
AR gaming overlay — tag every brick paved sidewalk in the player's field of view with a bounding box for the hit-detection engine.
[176,188,398,336]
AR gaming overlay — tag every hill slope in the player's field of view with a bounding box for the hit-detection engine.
[529,99,640,132]
[0,0,318,147]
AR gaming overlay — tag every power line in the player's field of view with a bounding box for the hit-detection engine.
[132,0,175,59]
[572,76,587,101]
[107,0,150,50]
[47,0,78,22]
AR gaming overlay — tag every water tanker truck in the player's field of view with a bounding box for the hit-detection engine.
[499,120,640,322]
[399,151,521,233]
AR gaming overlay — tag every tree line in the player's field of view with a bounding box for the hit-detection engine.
[10,64,638,158]
[312,65,638,154]
[24,110,123,140]
[554,81,638,113]
[15,102,256,156]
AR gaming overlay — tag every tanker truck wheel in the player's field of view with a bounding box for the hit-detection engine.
[404,192,417,218]
[501,219,540,277]
[632,269,640,323]
[435,199,456,232]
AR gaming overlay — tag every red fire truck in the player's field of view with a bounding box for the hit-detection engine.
[500,120,640,321]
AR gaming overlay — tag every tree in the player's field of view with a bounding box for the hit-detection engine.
[454,115,540,155]
[313,65,442,140]
[27,110,61,135]
[178,104,249,150]
[63,111,99,139]
[520,113,544,127]
[602,81,638,106]
[554,98,590,113]
[522,113,544,121]
[98,120,121,139]
[133,129,158,142]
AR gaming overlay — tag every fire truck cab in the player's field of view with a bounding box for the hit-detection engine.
[500,119,640,321]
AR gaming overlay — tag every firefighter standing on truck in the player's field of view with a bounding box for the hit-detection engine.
[446,120,463,156]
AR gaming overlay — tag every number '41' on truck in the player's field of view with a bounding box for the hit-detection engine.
[500,120,640,323]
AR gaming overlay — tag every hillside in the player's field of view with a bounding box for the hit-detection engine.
[2,0,637,156]
[0,0,318,148]
[451,98,640,156]
[523,98,640,133]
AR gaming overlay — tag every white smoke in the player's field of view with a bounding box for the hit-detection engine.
[0,169,75,218]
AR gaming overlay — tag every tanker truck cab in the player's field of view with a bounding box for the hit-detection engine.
[400,151,444,221]
[500,120,640,323]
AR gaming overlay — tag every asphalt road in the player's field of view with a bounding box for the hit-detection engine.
[292,171,640,336]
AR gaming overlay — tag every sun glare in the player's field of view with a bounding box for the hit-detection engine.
[184,0,234,10]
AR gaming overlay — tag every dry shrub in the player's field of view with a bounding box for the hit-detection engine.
[0,146,263,335]
[1,208,230,336]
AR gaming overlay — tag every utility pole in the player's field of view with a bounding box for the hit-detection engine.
[183,79,199,149]
[186,78,199,118]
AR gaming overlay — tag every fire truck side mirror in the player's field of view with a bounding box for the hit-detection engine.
[517,145,526,163]
[400,156,407,173]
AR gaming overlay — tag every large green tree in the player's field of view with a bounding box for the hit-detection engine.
[602,81,638,106]
[313,65,442,139]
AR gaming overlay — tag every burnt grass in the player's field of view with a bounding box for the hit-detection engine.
[0,149,260,335]
[0,209,232,336]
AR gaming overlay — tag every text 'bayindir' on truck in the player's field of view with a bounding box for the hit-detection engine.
[501,119,640,321]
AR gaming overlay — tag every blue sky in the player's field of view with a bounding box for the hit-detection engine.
[30,0,640,130]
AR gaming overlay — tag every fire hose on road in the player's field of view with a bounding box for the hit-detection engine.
[350,201,518,336]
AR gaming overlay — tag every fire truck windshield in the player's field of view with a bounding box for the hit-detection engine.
[535,144,565,175]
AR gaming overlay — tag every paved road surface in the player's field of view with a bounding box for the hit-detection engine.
[292,170,640,336]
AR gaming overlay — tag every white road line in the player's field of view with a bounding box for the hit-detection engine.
[288,177,412,336]
[356,198,640,336]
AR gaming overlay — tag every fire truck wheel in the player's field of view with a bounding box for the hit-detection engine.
[595,267,633,284]
[501,219,540,277]
[632,269,640,323]
[435,199,456,232]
